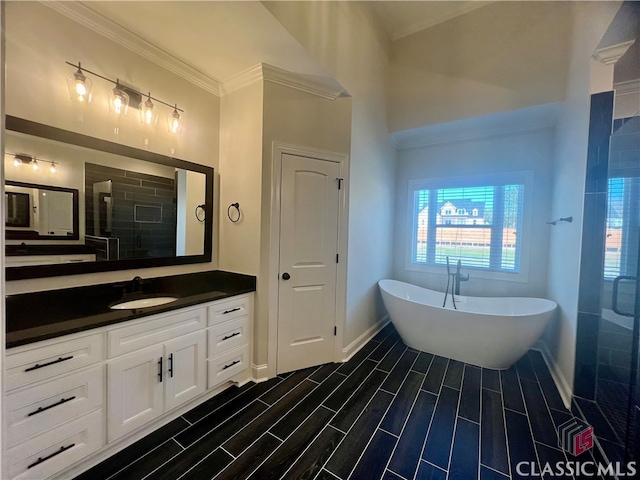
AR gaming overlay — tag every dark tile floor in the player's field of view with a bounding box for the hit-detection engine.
[75,324,612,480]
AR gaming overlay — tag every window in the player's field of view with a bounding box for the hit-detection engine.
[409,177,525,274]
[604,176,639,279]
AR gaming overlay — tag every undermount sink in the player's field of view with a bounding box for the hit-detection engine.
[110,296,178,310]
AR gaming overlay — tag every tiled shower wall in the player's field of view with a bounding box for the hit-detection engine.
[85,163,177,260]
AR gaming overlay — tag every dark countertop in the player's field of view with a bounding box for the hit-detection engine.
[6,270,256,349]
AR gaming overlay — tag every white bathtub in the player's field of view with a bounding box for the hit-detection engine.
[378,279,557,370]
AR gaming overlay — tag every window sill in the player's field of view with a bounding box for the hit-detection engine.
[405,262,530,284]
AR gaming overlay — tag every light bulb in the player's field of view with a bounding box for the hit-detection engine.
[109,82,129,116]
[169,106,182,134]
[50,162,57,174]
[66,63,92,104]
[13,157,21,168]
[140,94,156,126]
[31,159,39,171]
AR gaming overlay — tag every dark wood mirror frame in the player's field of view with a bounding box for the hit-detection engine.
[5,115,214,281]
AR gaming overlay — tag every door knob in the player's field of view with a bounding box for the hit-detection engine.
[282,272,291,280]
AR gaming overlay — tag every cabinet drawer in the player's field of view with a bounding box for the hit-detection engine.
[108,306,206,358]
[208,316,250,358]
[6,334,103,391]
[208,295,251,326]
[207,344,250,388]
[6,409,103,480]
[6,366,104,446]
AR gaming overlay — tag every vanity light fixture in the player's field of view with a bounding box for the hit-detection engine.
[140,93,157,126]
[169,105,183,134]
[64,61,184,133]
[9,153,58,174]
[66,62,93,104]
[109,80,130,117]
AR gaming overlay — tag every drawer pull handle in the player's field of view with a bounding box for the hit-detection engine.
[222,332,241,341]
[158,357,163,383]
[25,355,74,372]
[223,307,241,315]
[168,353,174,378]
[27,396,76,417]
[27,444,75,469]
[223,360,240,370]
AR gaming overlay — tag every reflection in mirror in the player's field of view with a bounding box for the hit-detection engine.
[4,116,213,280]
[5,181,79,240]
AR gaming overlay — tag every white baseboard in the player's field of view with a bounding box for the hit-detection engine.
[532,342,573,410]
[251,363,270,383]
[342,316,390,362]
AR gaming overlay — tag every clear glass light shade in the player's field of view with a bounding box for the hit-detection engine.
[66,68,93,104]
[139,95,157,126]
[31,159,39,171]
[168,107,183,134]
[109,85,129,116]
[50,162,57,174]
[13,156,21,168]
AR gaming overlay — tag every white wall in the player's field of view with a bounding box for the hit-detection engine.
[544,1,621,394]
[264,1,397,347]
[388,1,573,132]
[394,128,554,297]
[217,81,264,277]
[4,2,220,294]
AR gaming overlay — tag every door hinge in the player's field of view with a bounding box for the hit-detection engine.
[336,253,339,263]
[334,326,337,336]
[336,177,343,190]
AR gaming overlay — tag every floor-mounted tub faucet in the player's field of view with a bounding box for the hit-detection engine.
[454,260,469,295]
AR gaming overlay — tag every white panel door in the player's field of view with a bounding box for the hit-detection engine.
[277,154,341,373]
[164,331,206,411]
[107,345,164,442]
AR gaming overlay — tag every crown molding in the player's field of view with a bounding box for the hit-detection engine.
[392,103,560,150]
[221,64,347,100]
[221,65,265,96]
[614,79,640,96]
[395,122,556,150]
[44,1,221,97]
[592,40,636,65]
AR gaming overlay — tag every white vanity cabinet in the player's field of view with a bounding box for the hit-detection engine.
[4,333,105,480]
[207,295,252,388]
[4,292,253,480]
[107,330,207,442]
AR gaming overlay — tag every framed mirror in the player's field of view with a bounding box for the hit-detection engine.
[4,115,213,280]
[5,181,79,240]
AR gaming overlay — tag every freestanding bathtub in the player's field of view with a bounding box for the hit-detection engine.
[378,279,557,370]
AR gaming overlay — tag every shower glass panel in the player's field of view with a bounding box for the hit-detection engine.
[598,112,640,460]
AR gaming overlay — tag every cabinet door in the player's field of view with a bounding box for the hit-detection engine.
[107,345,164,442]
[164,331,206,411]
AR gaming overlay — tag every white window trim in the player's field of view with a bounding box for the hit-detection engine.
[404,171,534,283]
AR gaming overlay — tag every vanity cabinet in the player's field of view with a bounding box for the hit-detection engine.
[107,330,207,442]
[207,295,252,388]
[4,334,105,480]
[4,292,253,480]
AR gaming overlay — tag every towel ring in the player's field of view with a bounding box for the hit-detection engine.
[227,202,240,223]
[195,204,206,223]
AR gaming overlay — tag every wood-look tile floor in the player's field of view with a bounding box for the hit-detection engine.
[75,324,611,480]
